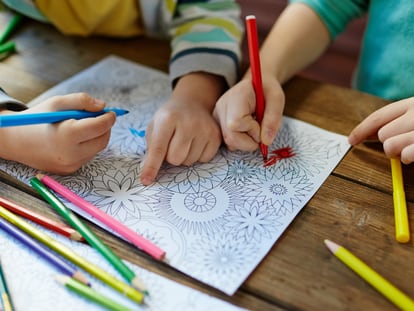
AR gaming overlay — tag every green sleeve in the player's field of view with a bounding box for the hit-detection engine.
[289,0,368,38]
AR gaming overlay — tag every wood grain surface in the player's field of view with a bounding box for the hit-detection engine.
[0,11,413,311]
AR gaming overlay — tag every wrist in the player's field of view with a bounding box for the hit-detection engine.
[172,72,226,110]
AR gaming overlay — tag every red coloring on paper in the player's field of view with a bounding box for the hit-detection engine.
[264,146,295,167]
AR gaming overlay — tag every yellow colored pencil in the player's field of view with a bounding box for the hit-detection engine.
[0,257,14,311]
[325,239,414,310]
[390,158,410,243]
[0,205,144,304]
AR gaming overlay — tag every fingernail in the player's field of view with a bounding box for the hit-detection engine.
[94,99,105,107]
[141,176,152,186]
[264,129,274,145]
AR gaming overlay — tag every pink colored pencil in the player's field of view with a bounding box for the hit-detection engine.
[36,174,166,260]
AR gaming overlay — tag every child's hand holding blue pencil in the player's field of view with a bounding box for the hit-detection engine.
[0,92,127,175]
[0,107,128,127]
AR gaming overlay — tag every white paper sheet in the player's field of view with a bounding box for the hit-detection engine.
[0,225,246,310]
[0,56,351,295]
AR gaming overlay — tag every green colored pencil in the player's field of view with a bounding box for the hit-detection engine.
[0,205,144,304]
[0,13,24,44]
[30,177,148,295]
[0,257,14,311]
[56,275,133,311]
[0,41,15,55]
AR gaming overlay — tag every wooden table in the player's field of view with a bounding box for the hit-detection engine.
[1,12,413,311]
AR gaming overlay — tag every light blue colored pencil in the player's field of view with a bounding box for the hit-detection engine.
[0,108,128,127]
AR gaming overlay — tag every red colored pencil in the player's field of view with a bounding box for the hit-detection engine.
[0,196,84,242]
[246,15,268,161]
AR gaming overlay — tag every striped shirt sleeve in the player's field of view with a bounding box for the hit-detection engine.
[163,0,244,87]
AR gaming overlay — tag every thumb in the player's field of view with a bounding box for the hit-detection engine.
[260,93,284,146]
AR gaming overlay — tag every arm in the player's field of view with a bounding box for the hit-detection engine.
[140,0,243,185]
[214,2,331,151]
[348,97,414,164]
[0,93,116,174]
[260,2,331,85]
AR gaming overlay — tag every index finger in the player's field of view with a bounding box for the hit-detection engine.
[37,93,105,112]
[349,103,406,145]
[140,122,175,185]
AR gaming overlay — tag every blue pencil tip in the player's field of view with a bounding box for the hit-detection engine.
[129,127,146,137]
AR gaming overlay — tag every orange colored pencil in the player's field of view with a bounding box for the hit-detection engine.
[0,196,84,242]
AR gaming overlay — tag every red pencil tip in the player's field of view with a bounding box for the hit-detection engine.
[260,143,268,161]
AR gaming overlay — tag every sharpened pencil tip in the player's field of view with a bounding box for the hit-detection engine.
[70,231,85,242]
[324,239,339,253]
[112,108,129,116]
[54,274,69,285]
[72,271,91,287]
[132,276,148,295]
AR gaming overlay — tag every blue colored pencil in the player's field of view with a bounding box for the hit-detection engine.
[0,214,90,286]
[0,108,128,127]
[0,205,144,304]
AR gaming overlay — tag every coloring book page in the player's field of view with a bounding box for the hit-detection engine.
[0,56,351,295]
[0,224,245,311]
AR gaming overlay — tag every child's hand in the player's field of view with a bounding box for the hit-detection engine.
[140,73,224,186]
[349,97,414,164]
[0,93,116,174]
[213,74,285,152]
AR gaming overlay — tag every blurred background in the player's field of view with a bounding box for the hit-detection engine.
[237,0,367,88]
